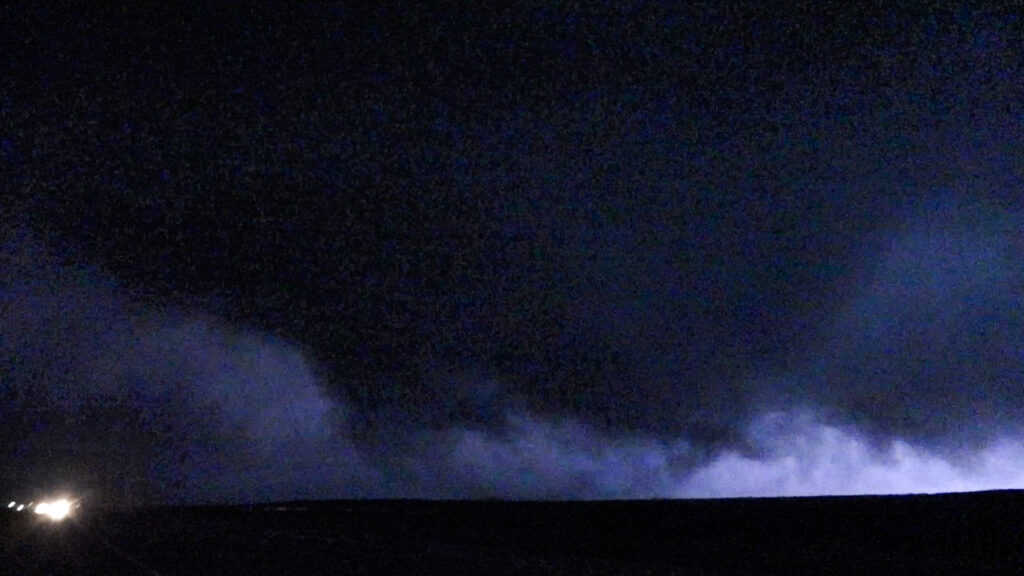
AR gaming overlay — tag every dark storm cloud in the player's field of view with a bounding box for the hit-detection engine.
[6,227,1024,503]
[769,199,1024,448]
[0,229,375,503]
[4,4,1024,502]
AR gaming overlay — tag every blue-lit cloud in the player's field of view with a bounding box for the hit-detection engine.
[6,205,1024,504]
[395,408,1024,499]
[0,229,374,503]
[676,411,1024,497]
[778,199,1024,445]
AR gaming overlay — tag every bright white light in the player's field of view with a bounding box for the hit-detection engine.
[6,501,13,508]
[16,504,24,511]
[46,499,71,521]
[33,499,71,521]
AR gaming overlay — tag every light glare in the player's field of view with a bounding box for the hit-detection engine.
[47,499,71,520]
[32,499,72,521]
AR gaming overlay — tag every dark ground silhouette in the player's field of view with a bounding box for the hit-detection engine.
[4,490,1024,575]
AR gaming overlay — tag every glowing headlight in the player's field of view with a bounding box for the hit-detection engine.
[34,498,72,521]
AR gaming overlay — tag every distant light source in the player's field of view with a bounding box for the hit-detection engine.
[34,498,72,521]
[6,501,13,508]
[16,504,24,511]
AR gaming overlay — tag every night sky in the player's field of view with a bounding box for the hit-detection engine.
[2,3,1024,504]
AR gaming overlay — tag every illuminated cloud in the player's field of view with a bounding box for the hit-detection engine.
[0,230,374,504]
[403,412,686,499]
[677,412,1024,498]
[6,225,1024,503]
[399,409,1024,500]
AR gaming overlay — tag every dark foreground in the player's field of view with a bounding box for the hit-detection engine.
[3,491,1024,575]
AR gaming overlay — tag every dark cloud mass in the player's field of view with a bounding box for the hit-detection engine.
[0,229,374,502]
[1,4,1024,503]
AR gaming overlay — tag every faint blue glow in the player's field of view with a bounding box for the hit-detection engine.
[676,412,1024,497]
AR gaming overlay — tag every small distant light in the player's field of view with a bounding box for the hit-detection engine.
[16,504,24,511]
[6,501,13,508]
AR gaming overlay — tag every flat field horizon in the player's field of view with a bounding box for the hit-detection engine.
[4,489,1024,575]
